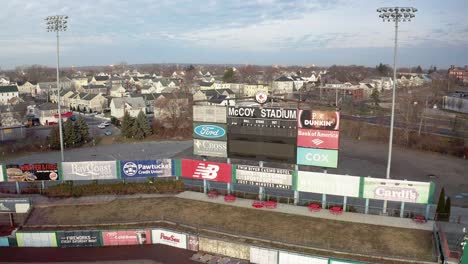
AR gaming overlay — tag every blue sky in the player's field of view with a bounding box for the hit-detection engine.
[0,0,467,69]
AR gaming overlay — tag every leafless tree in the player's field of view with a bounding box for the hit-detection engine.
[154,93,191,131]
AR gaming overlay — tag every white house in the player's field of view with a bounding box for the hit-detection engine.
[242,84,270,97]
[110,85,128,98]
[90,75,110,86]
[17,81,38,96]
[37,102,70,126]
[0,85,19,105]
[272,76,294,94]
[72,77,89,90]
[110,97,146,118]
[69,93,108,113]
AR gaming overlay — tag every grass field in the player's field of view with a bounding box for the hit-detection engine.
[24,197,433,262]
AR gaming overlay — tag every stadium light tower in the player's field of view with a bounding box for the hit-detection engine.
[46,15,68,162]
[377,7,417,213]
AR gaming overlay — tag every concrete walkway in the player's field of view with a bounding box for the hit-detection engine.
[176,191,434,231]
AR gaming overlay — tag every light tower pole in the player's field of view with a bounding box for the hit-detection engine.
[46,15,68,162]
[377,7,417,213]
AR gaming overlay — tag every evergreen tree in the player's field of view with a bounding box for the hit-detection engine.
[121,110,135,138]
[436,187,446,220]
[136,110,152,137]
[444,197,451,222]
[48,126,61,150]
[77,105,81,112]
[370,88,380,106]
[63,119,78,147]
[222,67,236,83]
[75,115,89,142]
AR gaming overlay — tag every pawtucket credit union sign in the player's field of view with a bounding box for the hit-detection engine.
[181,159,232,183]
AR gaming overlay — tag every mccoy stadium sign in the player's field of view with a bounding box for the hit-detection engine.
[228,106,297,120]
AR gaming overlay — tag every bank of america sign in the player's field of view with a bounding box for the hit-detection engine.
[193,139,227,158]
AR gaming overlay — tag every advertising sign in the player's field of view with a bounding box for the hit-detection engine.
[298,110,340,130]
[229,140,296,163]
[120,159,173,178]
[297,172,360,197]
[62,161,117,180]
[228,106,297,120]
[235,165,293,189]
[16,232,57,247]
[0,198,30,213]
[297,129,339,149]
[297,148,338,168]
[6,163,59,182]
[193,139,227,158]
[152,229,187,249]
[0,164,3,182]
[188,235,199,251]
[57,230,101,247]
[102,230,151,246]
[362,178,433,204]
[279,251,328,264]
[193,105,227,123]
[193,123,227,141]
[181,159,232,183]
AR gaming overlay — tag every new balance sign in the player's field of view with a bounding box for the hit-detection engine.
[181,159,232,183]
[297,129,339,149]
[297,148,338,168]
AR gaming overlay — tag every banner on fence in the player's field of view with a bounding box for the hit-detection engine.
[250,246,278,264]
[0,164,4,182]
[16,232,57,247]
[152,229,187,249]
[5,163,59,182]
[297,172,361,198]
[188,235,199,251]
[362,178,434,204]
[62,161,118,180]
[57,230,101,247]
[235,165,293,189]
[329,259,362,264]
[0,237,8,247]
[0,198,30,213]
[181,159,232,183]
[120,159,173,178]
[102,230,151,246]
[279,251,328,264]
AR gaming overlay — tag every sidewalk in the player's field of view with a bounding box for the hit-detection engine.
[176,191,434,231]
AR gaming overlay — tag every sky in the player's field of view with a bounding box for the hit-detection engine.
[0,0,467,69]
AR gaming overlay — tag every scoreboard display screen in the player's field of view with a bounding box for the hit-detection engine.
[227,106,297,163]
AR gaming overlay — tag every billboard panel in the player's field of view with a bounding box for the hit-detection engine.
[181,159,232,183]
[0,164,3,182]
[279,251,328,264]
[297,172,360,197]
[228,106,297,120]
[298,110,340,130]
[6,163,59,182]
[102,230,151,246]
[235,165,293,189]
[193,105,227,123]
[152,229,187,249]
[62,161,117,180]
[362,178,432,204]
[193,139,227,158]
[297,148,338,168]
[0,198,30,213]
[297,129,339,149]
[250,246,278,264]
[229,140,296,163]
[16,232,57,247]
[120,159,173,178]
[193,123,227,141]
[57,230,101,247]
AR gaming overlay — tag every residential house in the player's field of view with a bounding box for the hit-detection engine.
[37,102,70,125]
[272,76,294,94]
[17,81,38,96]
[0,76,10,86]
[448,65,468,81]
[443,90,468,114]
[110,97,146,118]
[242,84,270,97]
[0,103,27,127]
[37,82,57,97]
[199,81,216,90]
[90,75,110,86]
[72,77,89,90]
[69,93,108,113]
[80,84,108,95]
[110,85,128,98]
[0,85,19,105]
[193,89,236,105]
[139,93,164,113]
[50,90,75,107]
[398,74,424,87]
[60,77,73,90]
[291,76,306,91]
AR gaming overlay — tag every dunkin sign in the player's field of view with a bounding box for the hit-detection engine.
[152,229,187,249]
[298,110,340,130]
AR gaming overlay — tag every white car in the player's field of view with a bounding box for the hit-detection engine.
[98,124,106,129]
[102,121,110,126]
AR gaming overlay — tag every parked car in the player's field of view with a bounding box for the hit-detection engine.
[98,124,106,129]
[104,130,112,136]
[102,121,110,126]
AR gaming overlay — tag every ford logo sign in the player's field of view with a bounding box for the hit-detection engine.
[194,125,225,139]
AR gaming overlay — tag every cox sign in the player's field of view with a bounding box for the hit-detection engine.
[193,123,227,141]
[297,148,338,168]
